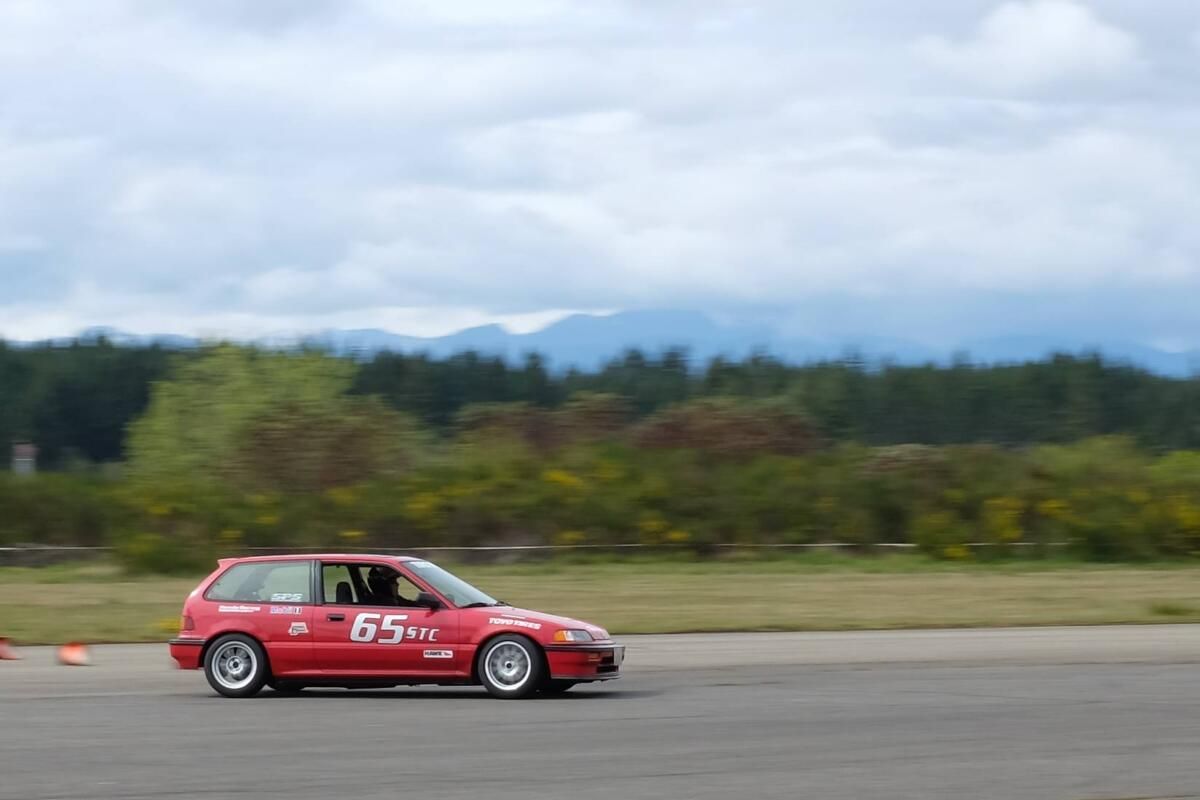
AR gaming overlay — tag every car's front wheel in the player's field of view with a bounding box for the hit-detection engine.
[204,634,269,698]
[478,635,543,699]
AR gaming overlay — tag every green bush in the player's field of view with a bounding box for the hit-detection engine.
[912,510,972,560]
[113,531,212,575]
[10,435,1200,569]
[0,474,128,546]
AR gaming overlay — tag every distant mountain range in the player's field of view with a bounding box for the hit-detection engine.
[32,311,1200,376]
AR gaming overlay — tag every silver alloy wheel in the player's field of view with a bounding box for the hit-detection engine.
[211,641,258,691]
[484,641,532,691]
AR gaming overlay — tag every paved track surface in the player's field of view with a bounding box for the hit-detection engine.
[3,626,1200,800]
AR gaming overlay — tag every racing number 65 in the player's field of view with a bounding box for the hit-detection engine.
[350,612,409,644]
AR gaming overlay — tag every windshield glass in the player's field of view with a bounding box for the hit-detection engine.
[406,560,498,607]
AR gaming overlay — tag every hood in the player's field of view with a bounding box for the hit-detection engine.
[489,607,611,640]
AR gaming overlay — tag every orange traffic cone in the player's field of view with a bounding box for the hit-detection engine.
[57,642,91,667]
[0,637,21,660]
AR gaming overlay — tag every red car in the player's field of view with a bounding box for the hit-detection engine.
[169,554,625,698]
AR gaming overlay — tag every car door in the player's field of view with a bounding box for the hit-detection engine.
[313,561,459,676]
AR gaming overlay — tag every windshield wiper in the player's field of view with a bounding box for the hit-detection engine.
[460,601,497,609]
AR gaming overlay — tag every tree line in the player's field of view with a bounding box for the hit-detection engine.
[4,338,1200,468]
[4,344,1200,566]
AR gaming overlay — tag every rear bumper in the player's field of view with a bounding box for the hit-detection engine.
[545,643,625,681]
[168,638,205,670]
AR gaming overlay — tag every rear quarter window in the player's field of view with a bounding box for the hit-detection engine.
[205,562,313,603]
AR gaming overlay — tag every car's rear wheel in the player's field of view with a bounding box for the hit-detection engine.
[204,634,269,698]
[540,680,577,694]
[478,635,543,699]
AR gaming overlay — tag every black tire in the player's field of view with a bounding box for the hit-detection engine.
[477,635,544,699]
[540,680,577,695]
[204,634,269,698]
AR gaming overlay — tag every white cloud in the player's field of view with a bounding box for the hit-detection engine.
[0,1,1198,347]
[916,0,1139,91]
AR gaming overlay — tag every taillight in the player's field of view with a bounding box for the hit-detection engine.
[180,615,195,632]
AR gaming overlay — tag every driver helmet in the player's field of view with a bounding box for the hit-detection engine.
[367,567,397,599]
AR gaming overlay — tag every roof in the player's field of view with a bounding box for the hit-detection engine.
[219,553,422,565]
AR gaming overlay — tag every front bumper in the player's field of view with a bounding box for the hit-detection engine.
[544,642,625,681]
[168,637,205,669]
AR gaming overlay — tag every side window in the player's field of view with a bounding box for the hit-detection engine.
[260,563,313,602]
[323,564,359,605]
[387,569,422,605]
[206,562,313,603]
[322,563,423,607]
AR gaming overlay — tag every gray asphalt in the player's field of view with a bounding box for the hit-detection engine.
[3,628,1200,800]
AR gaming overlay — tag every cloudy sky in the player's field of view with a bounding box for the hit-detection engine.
[2,0,1199,348]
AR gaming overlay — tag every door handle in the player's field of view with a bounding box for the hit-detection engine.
[327,613,345,622]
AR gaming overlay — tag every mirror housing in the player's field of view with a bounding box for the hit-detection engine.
[416,591,442,610]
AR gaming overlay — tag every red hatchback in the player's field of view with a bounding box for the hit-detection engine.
[169,554,625,698]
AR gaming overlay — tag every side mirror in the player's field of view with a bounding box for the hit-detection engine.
[416,591,442,610]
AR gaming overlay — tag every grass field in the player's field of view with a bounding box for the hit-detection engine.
[3,556,1200,644]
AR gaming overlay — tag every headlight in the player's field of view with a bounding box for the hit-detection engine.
[553,629,594,643]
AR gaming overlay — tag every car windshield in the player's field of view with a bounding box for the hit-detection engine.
[406,560,499,608]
